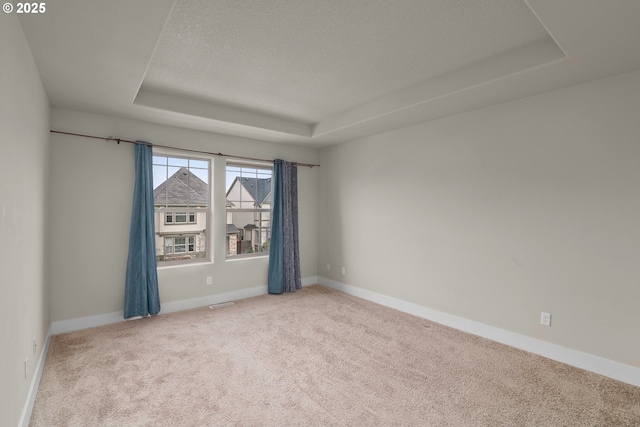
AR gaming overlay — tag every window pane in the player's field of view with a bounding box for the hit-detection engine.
[154,154,210,264]
[225,161,273,257]
[190,168,209,185]
[153,165,167,194]
[257,169,272,178]
[152,156,167,165]
[225,209,271,258]
[225,163,273,211]
[174,237,186,253]
[168,166,180,179]
[168,157,189,167]
[189,159,208,169]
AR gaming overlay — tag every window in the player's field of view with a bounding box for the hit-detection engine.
[164,236,196,254]
[165,212,196,224]
[153,154,210,265]
[225,162,273,258]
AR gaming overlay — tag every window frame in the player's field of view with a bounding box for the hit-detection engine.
[225,161,273,260]
[153,149,212,267]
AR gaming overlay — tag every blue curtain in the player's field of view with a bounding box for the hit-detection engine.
[268,160,301,294]
[124,142,161,318]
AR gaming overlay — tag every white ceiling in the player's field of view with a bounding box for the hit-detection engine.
[18,0,640,147]
[144,0,551,123]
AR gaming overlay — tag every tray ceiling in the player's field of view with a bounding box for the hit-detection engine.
[143,0,553,123]
[17,0,640,146]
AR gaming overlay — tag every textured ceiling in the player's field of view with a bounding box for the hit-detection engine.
[144,0,551,123]
[17,0,640,146]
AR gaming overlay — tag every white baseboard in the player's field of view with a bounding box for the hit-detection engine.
[51,310,124,335]
[19,324,53,427]
[51,276,320,335]
[318,276,640,388]
[302,276,318,287]
[160,285,268,314]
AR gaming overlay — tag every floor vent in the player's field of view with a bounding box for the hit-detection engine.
[209,302,234,309]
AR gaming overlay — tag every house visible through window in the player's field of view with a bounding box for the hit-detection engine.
[153,154,210,265]
[225,162,273,258]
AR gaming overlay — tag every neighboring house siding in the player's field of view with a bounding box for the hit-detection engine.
[226,182,254,209]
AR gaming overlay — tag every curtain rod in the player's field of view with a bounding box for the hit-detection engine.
[50,130,320,168]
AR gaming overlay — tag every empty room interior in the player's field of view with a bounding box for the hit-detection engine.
[2,0,640,425]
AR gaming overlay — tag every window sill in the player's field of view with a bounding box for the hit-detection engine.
[157,259,213,269]
[225,254,269,262]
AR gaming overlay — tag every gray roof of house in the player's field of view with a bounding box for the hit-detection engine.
[234,177,272,205]
[226,224,239,234]
[154,167,208,206]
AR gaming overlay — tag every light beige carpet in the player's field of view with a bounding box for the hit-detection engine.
[30,285,640,426]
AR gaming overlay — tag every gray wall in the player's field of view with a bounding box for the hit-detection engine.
[48,108,319,322]
[0,14,51,427]
[318,69,640,367]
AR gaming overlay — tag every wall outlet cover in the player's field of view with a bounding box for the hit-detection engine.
[540,312,551,326]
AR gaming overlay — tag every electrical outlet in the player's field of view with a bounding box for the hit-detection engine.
[326,264,330,271]
[24,357,28,379]
[32,337,37,355]
[206,276,212,285]
[540,312,551,326]
[341,267,346,275]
